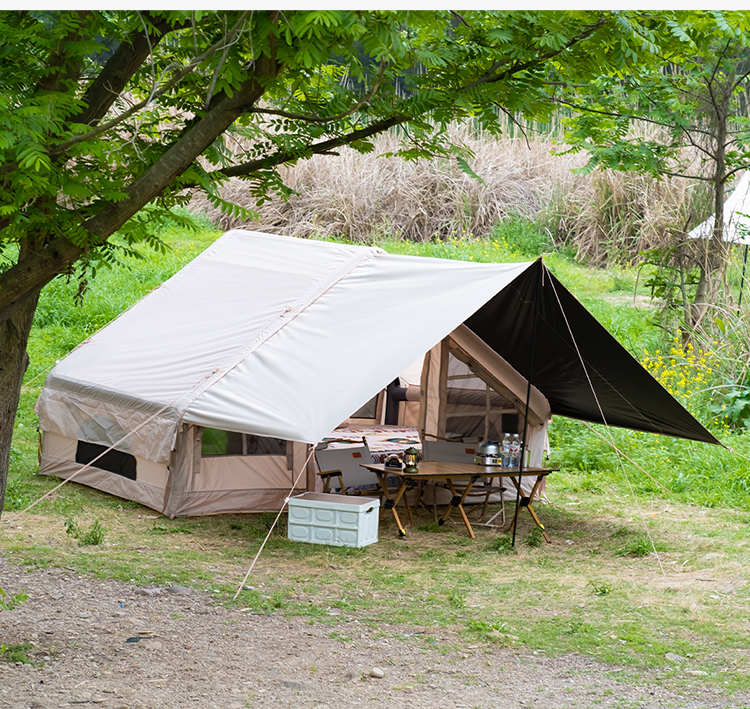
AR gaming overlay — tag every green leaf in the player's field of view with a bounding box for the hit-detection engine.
[455,155,486,185]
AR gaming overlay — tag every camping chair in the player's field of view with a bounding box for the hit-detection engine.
[420,438,506,524]
[314,440,412,519]
[315,438,379,494]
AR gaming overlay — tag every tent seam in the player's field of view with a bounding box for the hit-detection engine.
[172,246,384,421]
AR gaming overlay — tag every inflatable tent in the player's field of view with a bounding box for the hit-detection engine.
[35,230,718,517]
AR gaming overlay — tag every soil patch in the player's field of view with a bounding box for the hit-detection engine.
[0,558,743,709]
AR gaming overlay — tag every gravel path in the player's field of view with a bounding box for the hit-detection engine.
[0,558,743,709]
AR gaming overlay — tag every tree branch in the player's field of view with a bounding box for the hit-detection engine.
[679,125,716,160]
[249,58,389,125]
[216,114,411,180]
[556,98,716,139]
[723,164,747,181]
[0,11,252,176]
[493,102,531,148]
[0,35,279,324]
[658,170,713,182]
[462,16,609,91]
[73,12,188,128]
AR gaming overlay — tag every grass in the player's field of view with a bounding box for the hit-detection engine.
[0,642,33,664]
[3,214,750,697]
[4,485,750,694]
[64,517,105,546]
[0,585,28,611]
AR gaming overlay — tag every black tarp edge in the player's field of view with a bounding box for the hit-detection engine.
[464,260,720,446]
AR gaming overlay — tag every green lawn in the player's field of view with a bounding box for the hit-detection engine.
[3,218,750,697]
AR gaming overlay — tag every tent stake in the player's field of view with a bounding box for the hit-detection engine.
[512,259,542,547]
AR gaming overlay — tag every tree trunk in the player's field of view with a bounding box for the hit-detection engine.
[0,291,39,518]
[690,81,730,331]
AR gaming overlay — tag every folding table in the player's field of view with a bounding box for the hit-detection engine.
[359,461,554,539]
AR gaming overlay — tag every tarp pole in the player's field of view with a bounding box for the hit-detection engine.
[512,260,542,547]
[739,243,749,311]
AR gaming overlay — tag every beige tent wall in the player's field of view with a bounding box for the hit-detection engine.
[417,329,551,500]
[419,339,450,439]
[398,398,420,427]
[39,428,314,518]
[163,426,311,517]
[38,432,170,512]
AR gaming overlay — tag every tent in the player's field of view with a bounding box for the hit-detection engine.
[688,171,750,245]
[688,172,750,305]
[35,230,718,517]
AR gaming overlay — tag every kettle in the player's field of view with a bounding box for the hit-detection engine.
[479,440,500,457]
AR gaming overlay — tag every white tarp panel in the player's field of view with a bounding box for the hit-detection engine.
[38,230,533,456]
[185,246,532,443]
[688,172,750,245]
[43,232,375,406]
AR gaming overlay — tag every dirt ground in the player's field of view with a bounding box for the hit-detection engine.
[2,558,748,709]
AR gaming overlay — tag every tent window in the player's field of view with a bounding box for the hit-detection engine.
[76,441,137,480]
[350,394,379,419]
[445,354,514,440]
[201,429,286,457]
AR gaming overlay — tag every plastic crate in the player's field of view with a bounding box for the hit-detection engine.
[287,492,380,548]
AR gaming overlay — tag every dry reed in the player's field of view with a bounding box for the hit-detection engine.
[190,123,711,264]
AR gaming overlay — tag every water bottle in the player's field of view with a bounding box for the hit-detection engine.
[501,433,511,467]
[510,433,520,468]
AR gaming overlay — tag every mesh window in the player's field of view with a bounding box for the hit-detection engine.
[445,355,514,440]
[76,441,137,480]
[350,393,379,419]
[201,429,286,457]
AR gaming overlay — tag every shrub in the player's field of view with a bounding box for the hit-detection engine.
[65,518,105,546]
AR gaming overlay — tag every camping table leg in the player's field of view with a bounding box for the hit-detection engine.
[507,474,551,543]
[372,470,409,538]
[438,476,479,539]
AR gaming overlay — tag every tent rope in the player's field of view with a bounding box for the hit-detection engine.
[724,445,750,464]
[578,420,673,496]
[233,446,315,600]
[20,362,56,392]
[7,402,175,523]
[545,269,670,581]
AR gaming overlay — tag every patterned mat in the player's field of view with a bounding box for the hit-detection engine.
[322,427,421,463]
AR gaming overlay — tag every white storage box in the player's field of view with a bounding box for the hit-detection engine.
[287,492,380,548]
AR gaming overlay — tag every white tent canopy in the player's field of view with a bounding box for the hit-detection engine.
[688,171,750,245]
[37,231,532,464]
[36,229,717,516]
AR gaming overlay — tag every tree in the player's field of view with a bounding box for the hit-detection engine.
[0,10,683,514]
[560,11,750,331]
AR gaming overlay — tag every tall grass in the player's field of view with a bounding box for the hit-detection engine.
[191,123,710,266]
[549,417,750,510]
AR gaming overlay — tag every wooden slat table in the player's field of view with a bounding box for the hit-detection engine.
[360,461,554,540]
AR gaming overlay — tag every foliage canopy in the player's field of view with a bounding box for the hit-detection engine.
[0,9,696,314]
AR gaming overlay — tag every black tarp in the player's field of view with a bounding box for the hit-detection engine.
[464,260,720,445]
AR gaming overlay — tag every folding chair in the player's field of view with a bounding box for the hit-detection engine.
[315,441,413,524]
[314,439,379,494]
